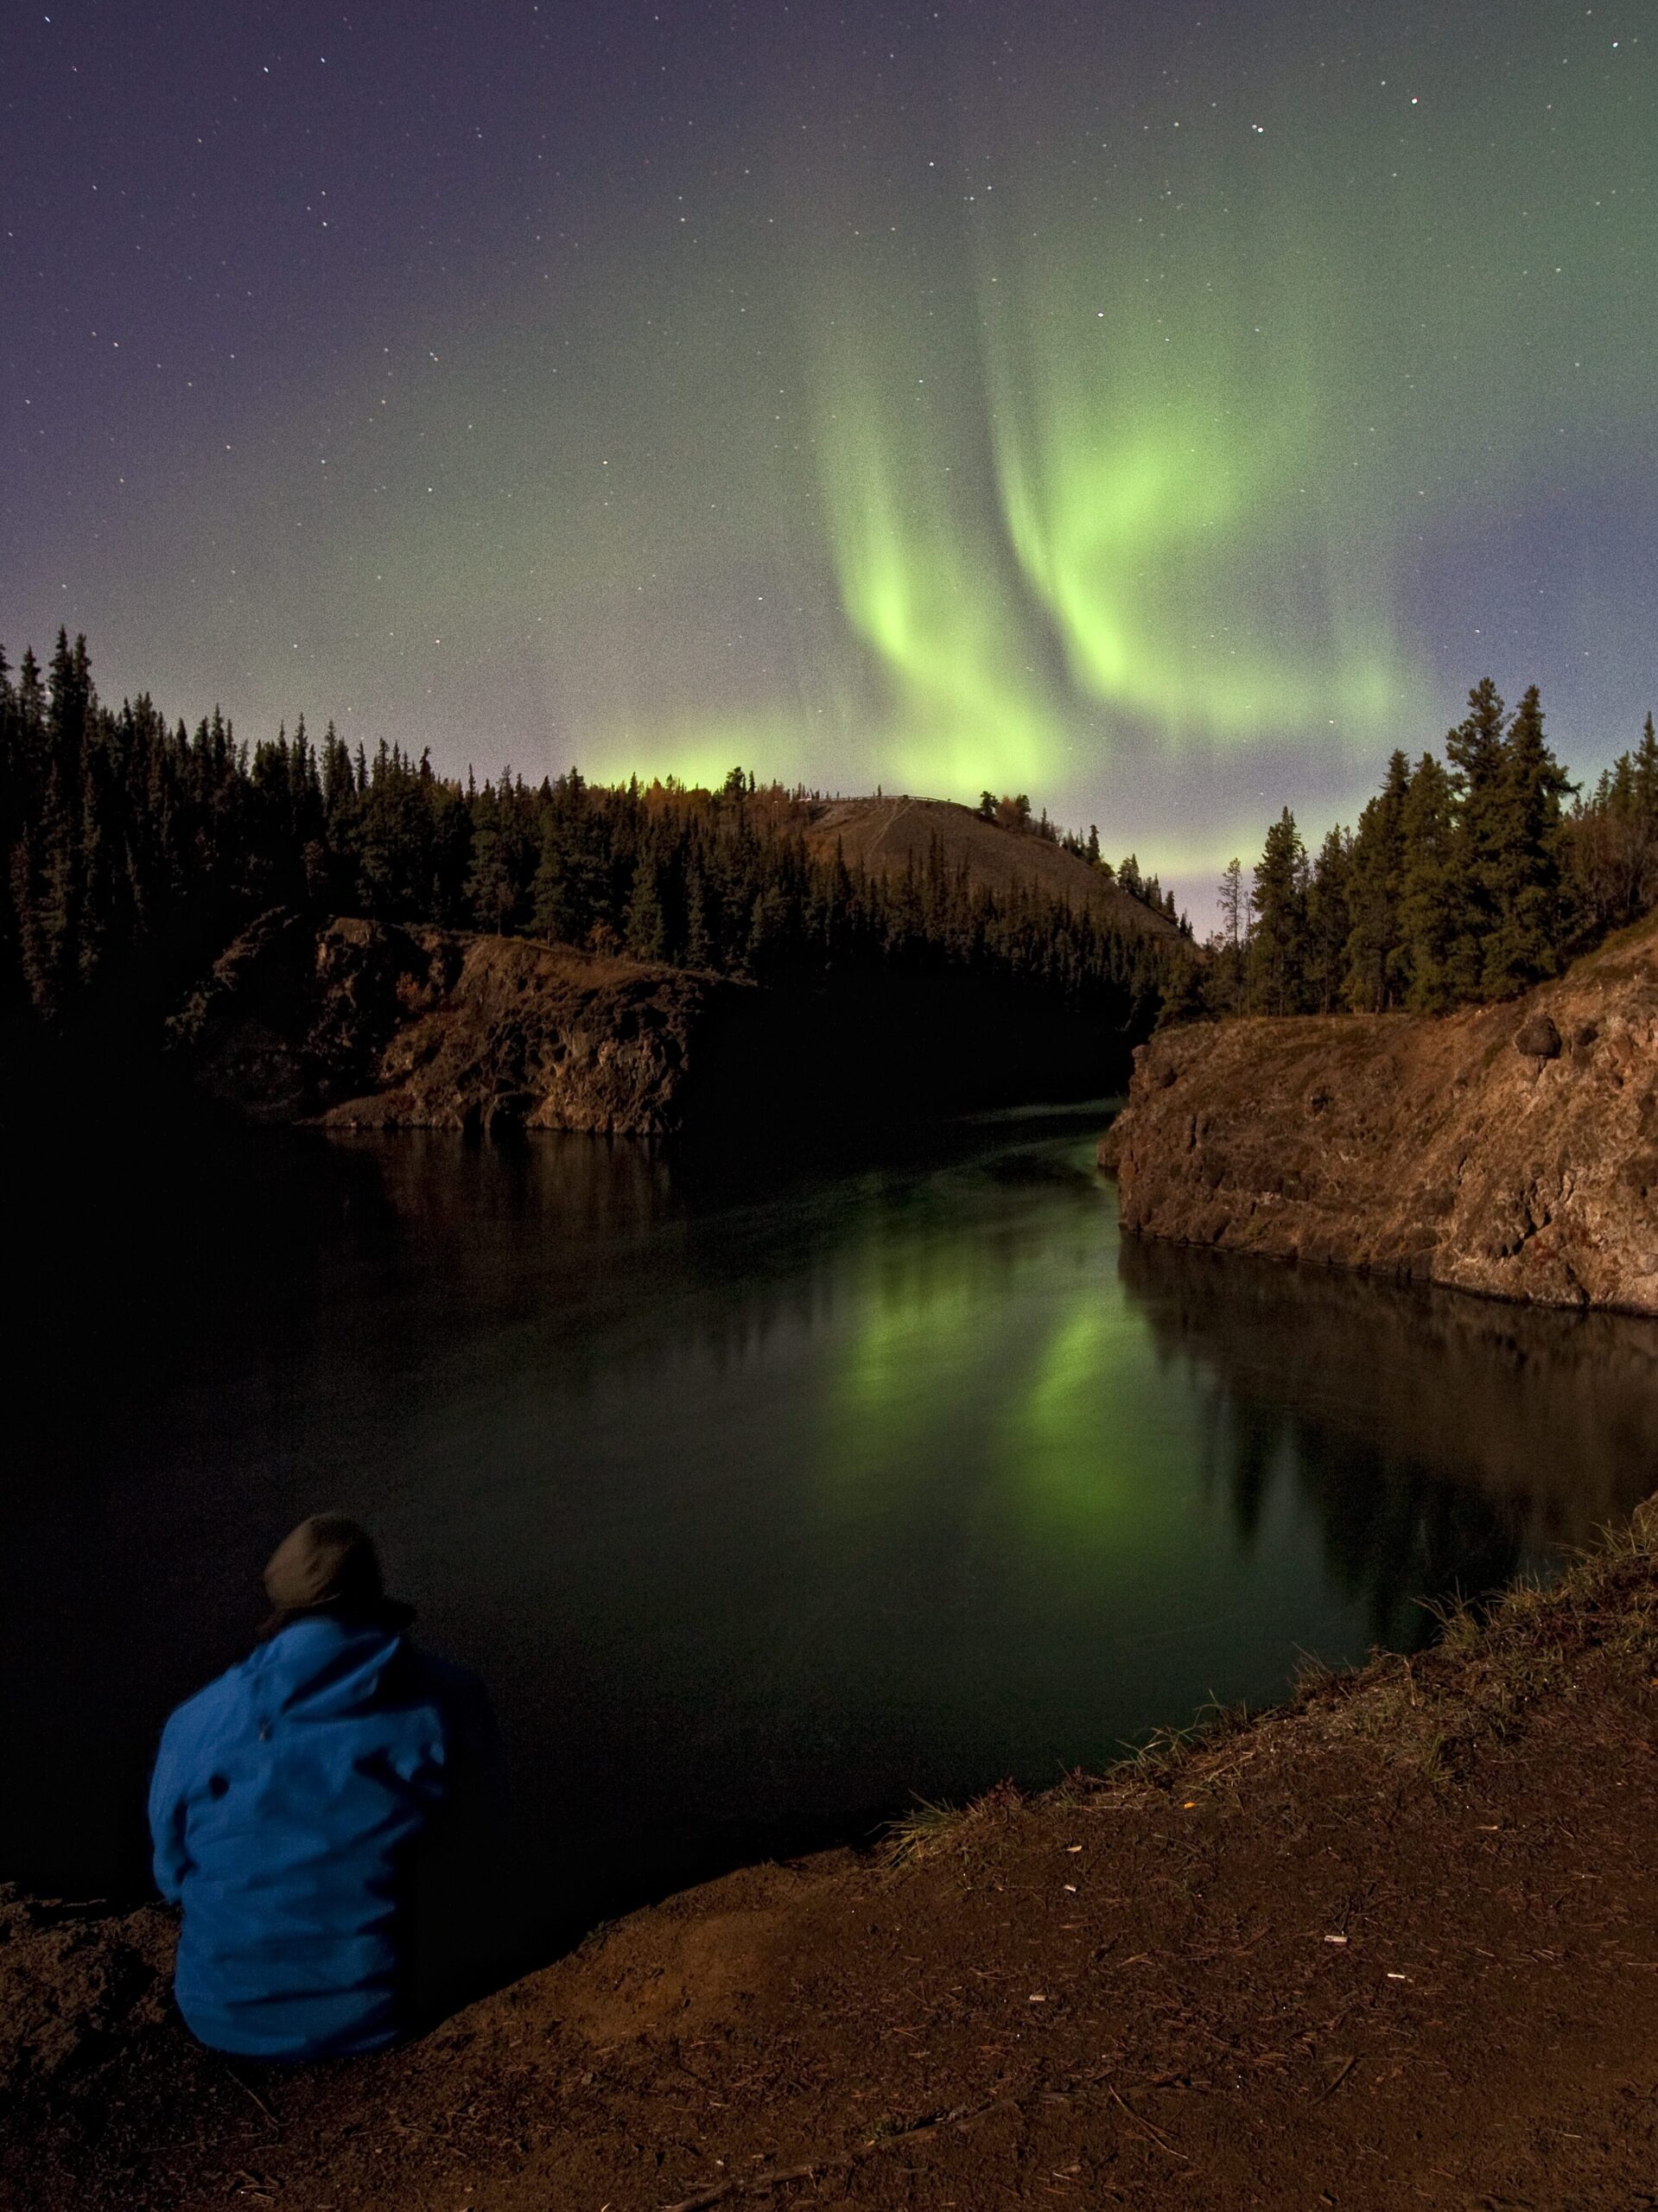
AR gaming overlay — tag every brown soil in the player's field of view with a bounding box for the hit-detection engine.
[1102,908,1658,1314]
[8,1522,1658,2211]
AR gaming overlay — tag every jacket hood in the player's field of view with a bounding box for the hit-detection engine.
[251,1613,408,1720]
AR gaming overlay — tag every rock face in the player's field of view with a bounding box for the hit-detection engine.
[175,911,1145,1135]
[172,912,757,1137]
[1099,909,1658,1315]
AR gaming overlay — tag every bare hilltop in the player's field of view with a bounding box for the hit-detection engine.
[793,795,1187,944]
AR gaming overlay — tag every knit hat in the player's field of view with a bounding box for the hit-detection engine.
[260,1513,411,1636]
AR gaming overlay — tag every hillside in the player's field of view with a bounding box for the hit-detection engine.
[792,796,1185,942]
[1100,906,1658,1313]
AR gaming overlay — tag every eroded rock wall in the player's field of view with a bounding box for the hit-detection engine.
[1100,911,1658,1314]
[171,912,752,1137]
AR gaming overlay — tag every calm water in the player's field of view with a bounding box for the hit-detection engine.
[7,1105,1656,1956]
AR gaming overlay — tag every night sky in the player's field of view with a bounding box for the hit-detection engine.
[3,2,1654,911]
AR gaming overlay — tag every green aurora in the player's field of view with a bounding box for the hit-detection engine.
[5,3,1654,898]
[436,8,1651,880]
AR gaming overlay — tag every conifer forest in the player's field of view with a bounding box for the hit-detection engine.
[5,637,1655,1071]
[1213,680,1658,1020]
[0,632,1178,1060]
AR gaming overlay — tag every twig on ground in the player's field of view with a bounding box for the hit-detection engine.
[1105,2083,1189,2163]
[1316,2055,1358,2102]
[224,2067,280,2131]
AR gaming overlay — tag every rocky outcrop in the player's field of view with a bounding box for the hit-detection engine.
[174,910,1146,1136]
[171,912,758,1137]
[1100,910,1658,1314]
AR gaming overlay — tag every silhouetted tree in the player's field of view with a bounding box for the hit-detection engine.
[1344,750,1411,1012]
[1246,809,1307,1015]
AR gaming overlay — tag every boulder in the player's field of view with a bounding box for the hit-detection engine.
[1514,1012,1562,1061]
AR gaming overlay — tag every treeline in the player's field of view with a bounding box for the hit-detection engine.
[1209,678,1658,1018]
[0,632,1179,1056]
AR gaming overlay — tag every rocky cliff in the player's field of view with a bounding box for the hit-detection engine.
[173,909,1136,1137]
[171,912,756,1137]
[1099,909,1658,1314]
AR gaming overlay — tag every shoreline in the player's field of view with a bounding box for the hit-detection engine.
[1101,907,1658,1318]
[9,1504,1658,2210]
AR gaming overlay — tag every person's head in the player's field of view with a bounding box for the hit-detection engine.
[260,1513,412,1638]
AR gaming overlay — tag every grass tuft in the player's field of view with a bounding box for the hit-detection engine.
[883,1796,964,1867]
[883,1779,1026,1867]
[1418,1589,1483,1655]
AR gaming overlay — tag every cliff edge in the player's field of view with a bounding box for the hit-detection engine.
[170,912,757,1137]
[171,909,1145,1135]
[1100,908,1658,1314]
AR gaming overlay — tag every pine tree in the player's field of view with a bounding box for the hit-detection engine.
[622,853,667,960]
[1211,856,1247,1014]
[1634,712,1658,826]
[1304,827,1351,1014]
[465,785,517,933]
[1444,677,1508,1000]
[1344,750,1411,1011]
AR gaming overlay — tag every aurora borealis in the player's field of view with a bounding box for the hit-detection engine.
[4,3,1654,912]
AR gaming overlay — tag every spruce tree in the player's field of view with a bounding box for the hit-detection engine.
[1212,856,1247,1014]
[1482,684,1572,995]
[1443,677,1508,999]
[1245,808,1308,1015]
[1633,712,1658,830]
[1397,753,1458,1011]
[1343,750,1411,1011]
[465,785,517,934]
[1304,827,1351,1014]
[622,853,667,961]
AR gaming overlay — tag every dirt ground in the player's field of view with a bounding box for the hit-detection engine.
[6,1526,1658,2212]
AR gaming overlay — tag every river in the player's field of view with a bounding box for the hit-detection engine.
[5,1103,1653,1958]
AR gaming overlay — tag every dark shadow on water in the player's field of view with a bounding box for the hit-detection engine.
[1117,1230,1658,1637]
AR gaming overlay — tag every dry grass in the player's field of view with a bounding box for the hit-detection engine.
[876,1503,1658,1872]
[882,1779,1026,1868]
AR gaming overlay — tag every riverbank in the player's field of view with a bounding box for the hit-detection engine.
[172,906,1150,1138]
[8,1510,1658,2209]
[1101,906,1658,1313]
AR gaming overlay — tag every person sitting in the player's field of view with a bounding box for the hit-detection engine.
[148,1513,504,2060]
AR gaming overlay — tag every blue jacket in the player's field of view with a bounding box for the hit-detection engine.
[148,1613,502,2060]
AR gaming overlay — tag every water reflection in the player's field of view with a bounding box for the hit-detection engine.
[1119,1230,1658,1578]
[4,1113,1655,1956]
